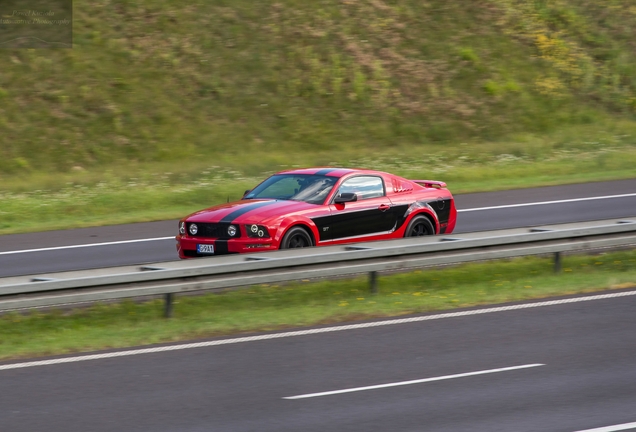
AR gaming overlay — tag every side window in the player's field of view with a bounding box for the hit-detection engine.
[337,176,385,200]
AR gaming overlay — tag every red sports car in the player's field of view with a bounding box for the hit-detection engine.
[176,167,456,258]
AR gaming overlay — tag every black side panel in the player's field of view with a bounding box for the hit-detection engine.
[390,204,411,233]
[397,200,446,235]
[432,199,452,224]
[313,203,408,241]
[312,209,383,241]
[313,216,333,241]
[340,209,386,239]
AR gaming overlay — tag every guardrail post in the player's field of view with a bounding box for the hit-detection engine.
[369,271,378,294]
[554,252,562,273]
[164,293,174,318]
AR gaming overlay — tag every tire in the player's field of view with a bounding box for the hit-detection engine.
[404,215,435,237]
[280,226,314,249]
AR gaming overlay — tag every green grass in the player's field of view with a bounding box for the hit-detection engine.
[2,0,636,232]
[1,249,635,360]
[1,126,636,234]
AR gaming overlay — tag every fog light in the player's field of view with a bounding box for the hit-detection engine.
[179,221,185,235]
[246,224,270,239]
[189,223,198,235]
[228,225,237,237]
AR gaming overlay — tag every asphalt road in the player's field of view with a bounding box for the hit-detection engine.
[1,179,635,431]
[1,178,635,277]
[1,290,635,432]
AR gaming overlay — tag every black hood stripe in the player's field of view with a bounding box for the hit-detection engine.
[220,201,278,223]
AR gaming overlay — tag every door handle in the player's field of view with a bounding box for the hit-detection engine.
[378,204,391,212]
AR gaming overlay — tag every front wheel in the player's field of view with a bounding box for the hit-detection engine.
[280,226,314,249]
[404,215,435,237]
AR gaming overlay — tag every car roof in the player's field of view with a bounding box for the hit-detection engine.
[275,167,387,178]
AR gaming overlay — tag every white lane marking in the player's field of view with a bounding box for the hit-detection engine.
[1,193,635,255]
[283,364,545,400]
[0,237,174,256]
[0,290,635,372]
[458,193,636,213]
[573,422,636,432]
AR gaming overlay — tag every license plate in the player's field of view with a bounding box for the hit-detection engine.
[197,244,215,254]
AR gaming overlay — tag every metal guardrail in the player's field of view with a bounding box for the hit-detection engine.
[1,218,635,316]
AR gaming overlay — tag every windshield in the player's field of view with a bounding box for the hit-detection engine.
[244,174,336,205]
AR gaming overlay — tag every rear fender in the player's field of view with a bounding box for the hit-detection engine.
[402,202,440,234]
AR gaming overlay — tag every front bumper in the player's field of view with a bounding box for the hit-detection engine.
[176,235,276,258]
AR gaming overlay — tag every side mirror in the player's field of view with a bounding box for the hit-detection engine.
[242,189,251,199]
[334,192,358,204]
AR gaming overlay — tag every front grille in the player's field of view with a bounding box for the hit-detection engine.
[187,223,241,239]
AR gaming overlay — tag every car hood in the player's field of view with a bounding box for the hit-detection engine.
[185,199,319,224]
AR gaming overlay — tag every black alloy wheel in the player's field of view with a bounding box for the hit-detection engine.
[281,226,313,249]
[404,215,435,237]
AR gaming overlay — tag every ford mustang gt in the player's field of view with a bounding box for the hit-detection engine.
[176,167,456,258]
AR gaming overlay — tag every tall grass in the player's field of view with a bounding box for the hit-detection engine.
[1,0,636,175]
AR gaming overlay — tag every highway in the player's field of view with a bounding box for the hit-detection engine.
[0,179,635,431]
[1,290,635,431]
[1,178,636,277]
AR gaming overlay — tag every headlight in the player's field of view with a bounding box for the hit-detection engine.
[246,224,270,238]
[227,225,237,237]
[189,223,198,235]
[179,221,186,235]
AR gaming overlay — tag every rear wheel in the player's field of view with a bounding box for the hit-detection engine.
[404,215,435,237]
[280,226,313,249]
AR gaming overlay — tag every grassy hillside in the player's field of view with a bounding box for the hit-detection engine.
[1,0,636,233]
[2,0,636,172]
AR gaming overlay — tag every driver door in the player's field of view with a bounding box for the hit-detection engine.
[316,176,397,241]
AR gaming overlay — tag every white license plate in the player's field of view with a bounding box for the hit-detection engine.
[197,244,215,254]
